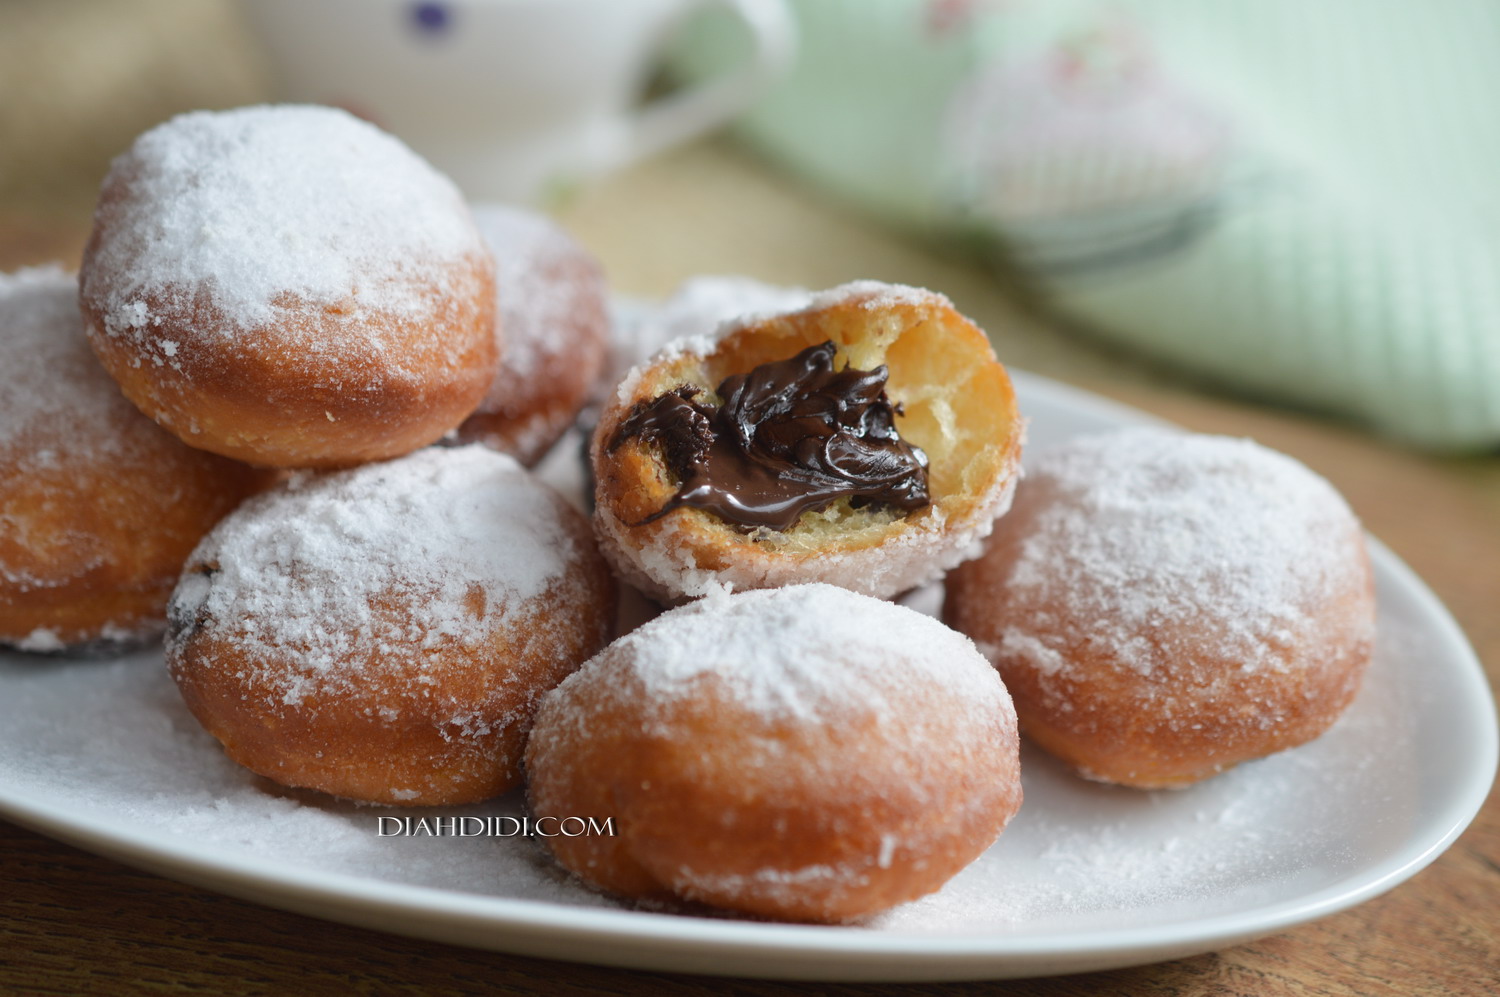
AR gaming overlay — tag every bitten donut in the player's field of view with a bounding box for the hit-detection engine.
[592,281,1024,603]
[525,584,1023,923]
[945,428,1377,789]
[166,446,616,805]
[0,267,264,653]
[452,204,609,465]
[80,105,497,468]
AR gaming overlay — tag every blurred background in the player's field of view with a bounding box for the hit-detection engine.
[1,0,1497,471]
[5,0,1500,453]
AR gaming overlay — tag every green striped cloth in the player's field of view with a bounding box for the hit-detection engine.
[673,0,1500,451]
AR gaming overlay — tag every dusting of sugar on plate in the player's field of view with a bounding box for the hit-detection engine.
[0,595,1419,932]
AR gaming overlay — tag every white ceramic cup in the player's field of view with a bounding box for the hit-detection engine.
[241,0,795,203]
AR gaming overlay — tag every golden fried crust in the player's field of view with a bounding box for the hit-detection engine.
[455,373,592,468]
[0,425,267,649]
[590,287,1024,602]
[527,661,1023,923]
[168,504,616,806]
[80,183,498,469]
[945,482,1377,790]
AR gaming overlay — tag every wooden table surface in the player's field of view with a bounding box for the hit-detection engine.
[2,4,1497,987]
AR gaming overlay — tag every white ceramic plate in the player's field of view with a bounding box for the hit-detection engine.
[1,370,1494,982]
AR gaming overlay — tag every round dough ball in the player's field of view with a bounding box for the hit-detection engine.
[167,445,616,805]
[0,267,265,652]
[452,204,609,465]
[592,281,1024,603]
[525,584,1023,923]
[80,105,497,468]
[945,428,1377,789]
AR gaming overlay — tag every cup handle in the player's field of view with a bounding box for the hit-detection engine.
[618,0,796,165]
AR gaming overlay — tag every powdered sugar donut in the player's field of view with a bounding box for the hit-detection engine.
[452,205,608,465]
[592,281,1024,603]
[167,445,616,805]
[525,584,1022,922]
[0,267,265,653]
[945,428,1377,789]
[80,105,497,468]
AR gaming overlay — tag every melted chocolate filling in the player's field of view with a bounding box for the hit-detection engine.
[608,341,930,531]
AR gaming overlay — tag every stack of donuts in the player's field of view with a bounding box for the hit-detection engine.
[0,105,1377,925]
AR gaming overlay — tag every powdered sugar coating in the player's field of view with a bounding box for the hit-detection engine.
[945,427,1376,788]
[1,267,263,649]
[166,444,616,804]
[607,276,812,394]
[617,280,948,402]
[455,204,608,464]
[0,266,144,604]
[527,584,1023,921]
[169,446,575,703]
[78,106,497,468]
[797,279,953,317]
[991,428,1366,679]
[83,105,486,352]
[0,267,134,460]
[570,584,1010,728]
[472,204,603,388]
[610,280,964,413]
